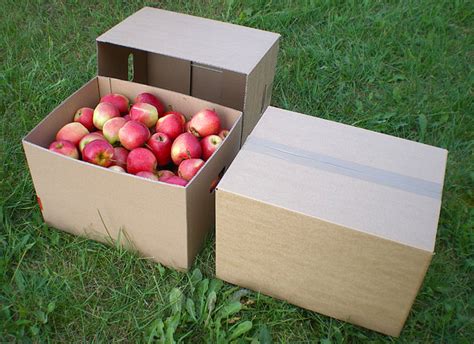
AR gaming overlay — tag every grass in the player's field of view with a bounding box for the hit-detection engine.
[1,0,473,342]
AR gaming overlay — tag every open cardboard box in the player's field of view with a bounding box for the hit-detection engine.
[23,76,242,270]
[216,106,448,336]
[22,7,280,270]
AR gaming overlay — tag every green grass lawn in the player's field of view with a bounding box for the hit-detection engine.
[1,0,473,342]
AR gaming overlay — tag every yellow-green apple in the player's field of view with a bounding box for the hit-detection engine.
[113,147,129,169]
[218,129,229,140]
[136,171,159,181]
[79,132,105,153]
[83,140,114,167]
[56,122,89,146]
[93,102,120,130]
[49,140,79,159]
[147,132,172,166]
[157,170,175,181]
[126,147,157,174]
[178,158,205,181]
[162,176,188,186]
[73,107,94,131]
[100,93,130,114]
[134,92,164,115]
[103,117,127,144]
[118,120,150,150]
[201,135,223,160]
[171,133,202,165]
[155,113,183,140]
[130,103,159,128]
[188,109,221,138]
[109,165,125,173]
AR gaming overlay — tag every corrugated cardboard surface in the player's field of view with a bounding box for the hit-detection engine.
[97,7,280,74]
[216,191,432,337]
[216,106,447,336]
[24,76,242,270]
[218,107,448,252]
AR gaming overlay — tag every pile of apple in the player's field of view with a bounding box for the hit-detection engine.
[49,92,229,186]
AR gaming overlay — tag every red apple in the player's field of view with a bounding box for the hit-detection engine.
[134,92,165,115]
[100,93,130,114]
[164,111,186,126]
[109,165,125,173]
[188,109,221,138]
[136,171,159,181]
[157,170,175,181]
[163,176,188,187]
[178,158,205,181]
[201,135,223,160]
[56,122,89,146]
[49,140,79,159]
[113,147,129,169]
[171,133,202,165]
[79,132,106,153]
[185,121,191,133]
[123,114,131,122]
[118,120,150,150]
[218,129,229,140]
[103,117,127,144]
[73,107,94,131]
[82,140,114,167]
[130,102,159,128]
[93,102,120,130]
[155,113,183,140]
[209,176,221,192]
[147,132,172,166]
[127,148,157,174]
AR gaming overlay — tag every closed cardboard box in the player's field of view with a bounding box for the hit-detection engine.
[22,7,280,270]
[216,106,448,336]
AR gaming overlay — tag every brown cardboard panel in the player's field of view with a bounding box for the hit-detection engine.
[191,64,246,112]
[97,7,280,74]
[24,78,100,147]
[216,190,433,337]
[241,41,279,141]
[186,116,242,266]
[218,107,447,252]
[23,141,189,268]
[147,53,191,95]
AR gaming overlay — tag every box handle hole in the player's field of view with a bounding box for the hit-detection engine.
[128,53,134,81]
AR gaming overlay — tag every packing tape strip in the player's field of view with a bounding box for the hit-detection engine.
[244,136,442,199]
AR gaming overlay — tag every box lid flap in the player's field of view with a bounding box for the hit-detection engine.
[218,106,448,252]
[97,7,280,74]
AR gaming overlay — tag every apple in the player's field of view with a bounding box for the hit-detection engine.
[118,120,150,150]
[178,158,205,181]
[209,177,220,192]
[56,122,89,146]
[123,114,131,122]
[171,133,202,165]
[79,132,105,153]
[218,129,229,140]
[136,171,159,181]
[164,111,186,126]
[103,117,127,144]
[155,113,183,140]
[93,102,120,130]
[73,107,94,131]
[162,176,188,186]
[188,109,220,138]
[100,93,130,114]
[147,132,172,166]
[113,147,129,169]
[49,140,79,159]
[134,92,165,115]
[109,165,125,173]
[184,121,191,133]
[82,140,114,167]
[201,135,223,161]
[130,103,159,128]
[127,147,157,174]
[157,170,175,181]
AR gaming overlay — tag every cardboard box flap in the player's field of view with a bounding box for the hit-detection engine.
[218,107,448,252]
[97,7,280,74]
